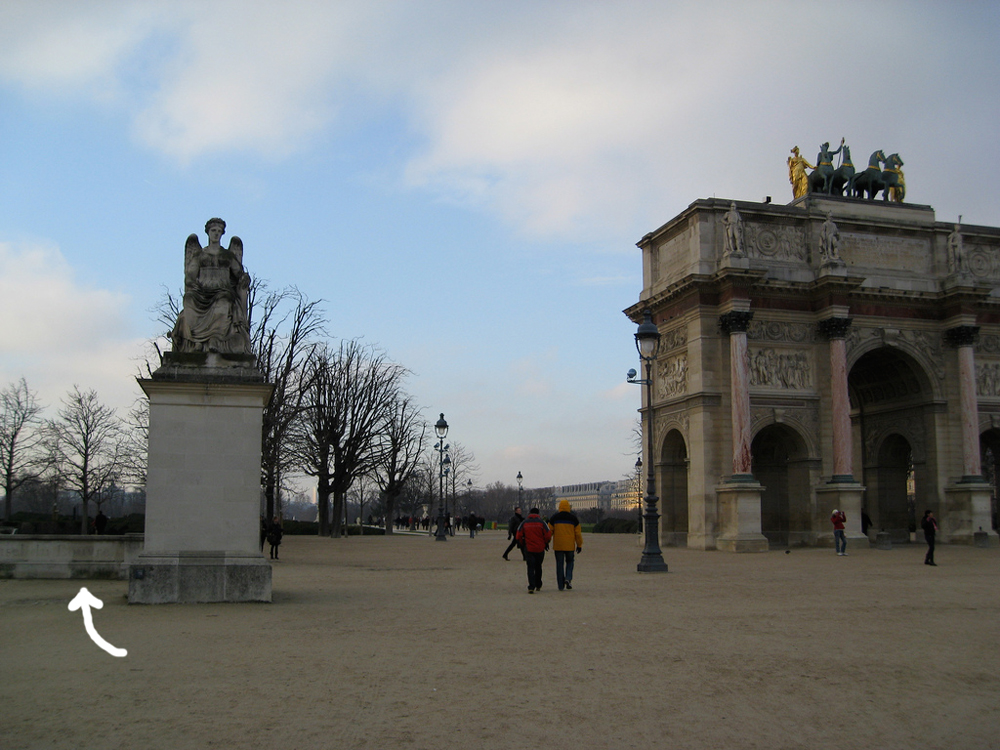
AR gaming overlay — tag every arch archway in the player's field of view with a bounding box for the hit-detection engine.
[751,423,810,547]
[876,434,914,542]
[659,429,688,546]
[980,429,1000,532]
[849,346,933,542]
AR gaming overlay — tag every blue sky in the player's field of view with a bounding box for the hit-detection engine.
[1,1,998,489]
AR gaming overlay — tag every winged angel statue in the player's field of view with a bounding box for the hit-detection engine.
[170,218,252,355]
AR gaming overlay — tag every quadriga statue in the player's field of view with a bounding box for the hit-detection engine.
[171,218,251,355]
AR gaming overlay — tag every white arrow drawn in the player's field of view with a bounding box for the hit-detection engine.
[68,587,128,658]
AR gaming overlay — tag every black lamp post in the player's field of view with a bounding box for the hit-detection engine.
[516,471,523,511]
[635,456,643,535]
[629,309,668,572]
[434,413,449,541]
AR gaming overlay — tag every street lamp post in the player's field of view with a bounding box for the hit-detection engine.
[635,457,643,536]
[516,471,523,512]
[434,413,449,542]
[628,309,668,572]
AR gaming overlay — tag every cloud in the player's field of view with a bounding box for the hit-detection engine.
[2,2,998,235]
[0,241,145,415]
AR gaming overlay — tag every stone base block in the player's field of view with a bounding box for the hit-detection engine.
[717,535,770,553]
[973,530,999,548]
[716,480,769,553]
[128,552,271,604]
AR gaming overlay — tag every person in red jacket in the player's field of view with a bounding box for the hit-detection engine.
[831,509,847,556]
[515,507,552,593]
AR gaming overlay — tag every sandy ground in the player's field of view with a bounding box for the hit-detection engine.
[1,530,998,750]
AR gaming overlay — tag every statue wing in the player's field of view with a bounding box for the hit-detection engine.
[185,233,201,267]
[228,236,244,266]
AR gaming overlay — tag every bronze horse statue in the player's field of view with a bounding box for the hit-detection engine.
[882,153,905,202]
[829,145,855,197]
[852,150,887,199]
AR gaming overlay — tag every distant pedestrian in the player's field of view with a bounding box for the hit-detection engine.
[267,516,283,560]
[831,509,847,556]
[549,500,583,591]
[515,507,551,593]
[502,507,524,560]
[93,510,108,535]
[921,510,938,566]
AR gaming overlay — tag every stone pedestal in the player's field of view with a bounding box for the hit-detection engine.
[943,481,1000,547]
[129,355,273,604]
[716,480,769,552]
[815,482,868,547]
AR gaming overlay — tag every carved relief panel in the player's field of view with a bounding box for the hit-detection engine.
[748,347,812,390]
[743,223,807,262]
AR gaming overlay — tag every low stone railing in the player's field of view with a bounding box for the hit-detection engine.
[0,534,144,580]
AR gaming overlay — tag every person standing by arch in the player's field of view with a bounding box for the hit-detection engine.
[921,510,938,566]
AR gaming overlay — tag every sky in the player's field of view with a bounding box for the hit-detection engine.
[1,1,999,491]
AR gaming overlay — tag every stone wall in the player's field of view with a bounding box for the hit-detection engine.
[0,534,144,579]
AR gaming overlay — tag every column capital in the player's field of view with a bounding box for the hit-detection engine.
[719,310,753,334]
[945,325,980,348]
[817,317,853,340]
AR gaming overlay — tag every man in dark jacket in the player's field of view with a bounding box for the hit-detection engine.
[502,507,524,560]
[515,508,552,593]
[921,510,938,566]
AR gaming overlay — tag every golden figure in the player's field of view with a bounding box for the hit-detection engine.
[787,146,814,199]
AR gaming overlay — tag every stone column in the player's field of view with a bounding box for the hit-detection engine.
[943,325,998,545]
[946,325,982,481]
[716,310,767,552]
[816,317,866,547]
[720,311,754,479]
[817,317,854,482]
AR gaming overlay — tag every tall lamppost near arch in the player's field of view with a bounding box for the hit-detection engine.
[434,413,449,542]
[627,309,668,572]
[516,471,523,512]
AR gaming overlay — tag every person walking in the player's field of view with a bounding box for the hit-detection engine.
[921,510,938,566]
[549,499,583,591]
[502,507,524,560]
[267,516,283,560]
[515,507,551,594]
[831,509,847,556]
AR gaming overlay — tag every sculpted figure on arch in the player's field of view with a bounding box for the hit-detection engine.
[171,218,252,355]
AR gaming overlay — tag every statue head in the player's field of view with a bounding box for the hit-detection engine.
[790,146,800,156]
[205,218,226,235]
[821,142,830,150]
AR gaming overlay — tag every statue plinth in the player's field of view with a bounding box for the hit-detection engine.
[130,368,273,603]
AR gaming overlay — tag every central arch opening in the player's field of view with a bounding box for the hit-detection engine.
[849,346,932,542]
[752,423,810,547]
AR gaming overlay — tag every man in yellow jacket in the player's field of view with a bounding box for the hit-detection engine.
[549,500,583,591]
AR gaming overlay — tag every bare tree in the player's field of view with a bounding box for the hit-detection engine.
[446,442,479,516]
[372,394,426,534]
[0,378,44,521]
[48,386,126,534]
[249,283,325,520]
[296,340,406,538]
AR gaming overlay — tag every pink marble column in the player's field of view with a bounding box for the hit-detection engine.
[947,326,982,480]
[721,311,754,478]
[818,317,854,482]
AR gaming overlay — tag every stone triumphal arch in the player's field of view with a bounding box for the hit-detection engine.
[626,194,1000,550]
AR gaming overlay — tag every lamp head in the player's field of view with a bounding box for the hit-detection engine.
[634,309,661,361]
[434,413,449,439]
